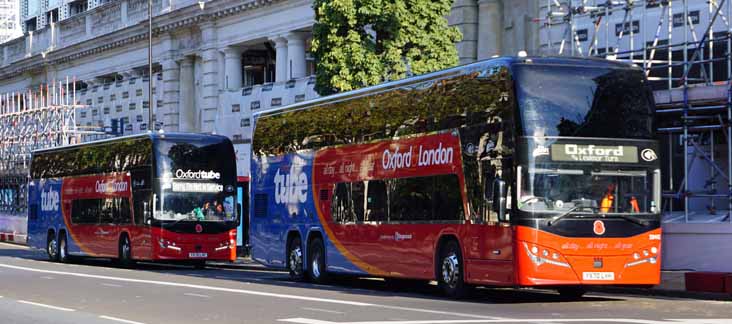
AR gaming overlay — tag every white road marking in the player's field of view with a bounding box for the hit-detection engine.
[99,315,147,324]
[278,319,732,324]
[0,242,25,248]
[17,300,75,312]
[302,307,346,315]
[0,263,499,319]
[102,283,123,288]
[184,292,212,299]
[40,276,55,280]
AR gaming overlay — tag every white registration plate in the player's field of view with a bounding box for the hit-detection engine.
[189,252,208,258]
[583,272,615,281]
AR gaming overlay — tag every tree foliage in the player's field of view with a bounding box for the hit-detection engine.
[311,0,462,95]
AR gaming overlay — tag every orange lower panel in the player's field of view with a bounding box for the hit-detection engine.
[515,226,662,287]
[465,259,514,286]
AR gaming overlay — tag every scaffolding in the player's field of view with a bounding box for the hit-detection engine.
[0,78,104,217]
[538,0,732,223]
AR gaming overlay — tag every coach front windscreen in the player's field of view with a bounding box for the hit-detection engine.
[154,136,237,223]
[513,63,661,219]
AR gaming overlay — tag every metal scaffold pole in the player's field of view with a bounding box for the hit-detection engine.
[540,0,732,223]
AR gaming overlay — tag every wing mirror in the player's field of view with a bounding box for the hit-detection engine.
[492,179,509,222]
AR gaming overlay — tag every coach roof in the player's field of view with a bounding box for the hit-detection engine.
[254,55,639,119]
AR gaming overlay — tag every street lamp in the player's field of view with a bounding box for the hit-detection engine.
[147,0,154,131]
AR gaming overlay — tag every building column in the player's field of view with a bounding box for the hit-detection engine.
[218,50,226,90]
[270,36,288,83]
[451,0,478,64]
[477,0,503,59]
[223,47,242,90]
[161,58,180,131]
[199,21,220,133]
[286,32,306,80]
[178,56,195,132]
[121,0,129,26]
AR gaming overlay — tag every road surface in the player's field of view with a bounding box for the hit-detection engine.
[0,242,730,324]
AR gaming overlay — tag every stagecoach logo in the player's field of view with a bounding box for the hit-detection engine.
[195,224,203,233]
[175,169,221,180]
[641,149,658,162]
[378,232,414,241]
[593,220,606,236]
[95,180,129,193]
[40,188,59,212]
[552,144,639,163]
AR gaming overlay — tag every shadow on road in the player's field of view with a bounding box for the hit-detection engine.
[0,243,621,305]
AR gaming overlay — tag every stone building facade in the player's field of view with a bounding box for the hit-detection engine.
[1,0,538,177]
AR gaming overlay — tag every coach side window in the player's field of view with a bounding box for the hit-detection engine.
[71,199,100,224]
[365,180,388,222]
[331,182,365,223]
[389,175,464,222]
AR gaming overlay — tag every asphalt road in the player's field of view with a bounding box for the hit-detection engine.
[0,242,731,324]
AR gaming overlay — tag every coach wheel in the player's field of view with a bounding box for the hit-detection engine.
[438,240,471,299]
[557,286,586,299]
[118,235,135,267]
[47,233,58,262]
[58,233,71,263]
[308,237,328,284]
[287,236,305,281]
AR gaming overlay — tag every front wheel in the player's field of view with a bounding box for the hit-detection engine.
[118,235,135,268]
[437,240,471,299]
[308,237,328,284]
[287,236,305,281]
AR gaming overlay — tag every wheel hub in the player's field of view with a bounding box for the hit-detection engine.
[311,251,321,278]
[48,239,57,258]
[441,253,459,287]
[59,239,66,259]
[289,247,302,274]
[122,240,130,259]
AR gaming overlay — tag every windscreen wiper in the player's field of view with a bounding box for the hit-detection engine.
[604,214,649,226]
[547,205,581,226]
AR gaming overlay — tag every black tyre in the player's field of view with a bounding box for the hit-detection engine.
[118,235,135,268]
[307,237,328,284]
[437,240,471,299]
[47,232,58,262]
[58,233,72,263]
[557,286,586,299]
[287,236,305,281]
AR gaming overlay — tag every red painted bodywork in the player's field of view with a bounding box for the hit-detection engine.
[61,174,235,262]
[306,132,659,286]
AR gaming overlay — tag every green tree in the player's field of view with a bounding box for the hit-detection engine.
[311,0,461,95]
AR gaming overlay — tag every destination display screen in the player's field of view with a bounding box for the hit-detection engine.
[551,144,638,163]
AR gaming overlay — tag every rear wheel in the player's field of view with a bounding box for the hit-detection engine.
[437,240,471,299]
[287,236,305,281]
[308,237,328,284]
[58,233,71,263]
[118,235,135,268]
[46,232,58,262]
[557,286,586,299]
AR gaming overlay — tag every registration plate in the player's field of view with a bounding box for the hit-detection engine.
[583,272,615,281]
[189,252,208,258]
